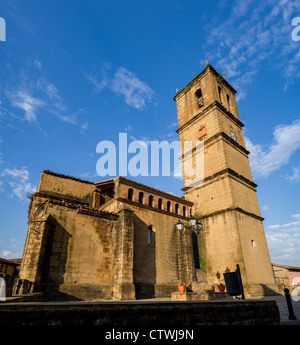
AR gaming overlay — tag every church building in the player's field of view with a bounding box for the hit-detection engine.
[18,62,278,300]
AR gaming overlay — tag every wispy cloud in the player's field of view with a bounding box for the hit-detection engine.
[266,213,300,266]
[85,74,107,92]
[6,76,78,124]
[4,61,86,127]
[1,250,15,258]
[205,0,300,99]
[286,165,300,183]
[111,68,154,109]
[245,119,300,178]
[6,90,45,122]
[0,167,36,201]
[86,66,154,110]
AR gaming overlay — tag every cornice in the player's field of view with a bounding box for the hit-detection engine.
[198,207,264,222]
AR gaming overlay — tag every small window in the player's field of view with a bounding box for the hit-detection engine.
[158,198,162,210]
[149,195,153,207]
[147,226,153,245]
[226,94,230,110]
[218,86,223,104]
[139,192,144,204]
[251,240,255,247]
[195,89,204,108]
[183,206,186,217]
[167,201,171,212]
[175,204,179,214]
[128,188,133,201]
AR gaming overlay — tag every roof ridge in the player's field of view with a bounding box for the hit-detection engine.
[43,170,95,184]
[272,263,300,270]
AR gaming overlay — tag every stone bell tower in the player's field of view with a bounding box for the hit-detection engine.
[174,61,278,296]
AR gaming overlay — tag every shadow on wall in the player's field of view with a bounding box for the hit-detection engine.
[258,284,282,298]
[36,216,81,301]
[133,215,156,299]
[216,267,282,298]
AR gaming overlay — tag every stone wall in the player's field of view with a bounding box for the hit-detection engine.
[100,188,194,298]
[0,300,280,325]
[20,196,119,300]
[37,170,95,202]
[19,172,196,301]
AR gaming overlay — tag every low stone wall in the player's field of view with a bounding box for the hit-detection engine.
[0,300,280,325]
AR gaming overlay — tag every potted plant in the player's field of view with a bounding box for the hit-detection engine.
[178,282,186,293]
[216,271,226,292]
[217,283,225,292]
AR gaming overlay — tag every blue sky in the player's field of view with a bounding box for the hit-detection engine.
[0,0,300,266]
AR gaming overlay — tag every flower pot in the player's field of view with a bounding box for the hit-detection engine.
[178,283,186,293]
[218,283,225,292]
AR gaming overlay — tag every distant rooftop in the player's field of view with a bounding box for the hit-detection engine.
[272,263,300,271]
[0,257,21,266]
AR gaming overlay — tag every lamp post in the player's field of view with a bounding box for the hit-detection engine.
[175,217,202,281]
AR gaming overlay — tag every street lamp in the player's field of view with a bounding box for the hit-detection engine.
[175,217,202,281]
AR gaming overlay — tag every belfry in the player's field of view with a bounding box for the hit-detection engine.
[174,61,278,296]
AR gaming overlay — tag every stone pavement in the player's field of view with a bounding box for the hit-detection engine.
[248,295,300,325]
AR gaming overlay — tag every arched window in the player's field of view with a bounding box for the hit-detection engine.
[218,86,223,104]
[167,201,171,212]
[128,188,133,201]
[195,88,204,108]
[149,195,153,207]
[183,206,186,217]
[175,204,179,214]
[139,191,144,204]
[158,198,162,210]
[147,226,153,245]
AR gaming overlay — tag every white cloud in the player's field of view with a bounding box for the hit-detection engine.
[245,119,300,178]
[266,213,300,266]
[85,74,107,92]
[81,122,88,130]
[5,68,84,125]
[34,58,42,70]
[1,167,30,182]
[86,66,154,110]
[0,249,22,259]
[286,165,300,183]
[7,90,44,122]
[1,167,36,201]
[1,250,14,258]
[111,68,154,110]
[205,0,300,99]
